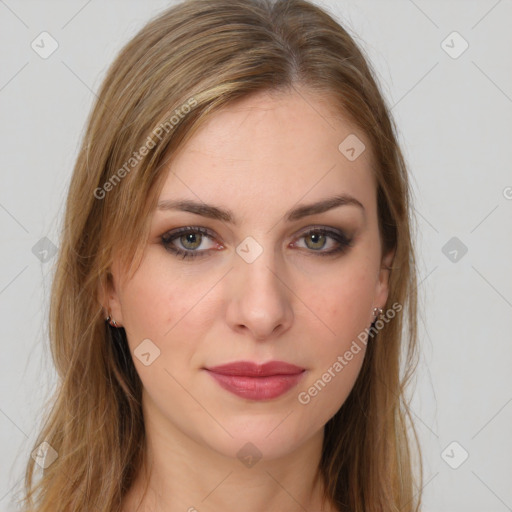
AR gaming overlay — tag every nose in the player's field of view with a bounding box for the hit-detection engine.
[225,246,294,341]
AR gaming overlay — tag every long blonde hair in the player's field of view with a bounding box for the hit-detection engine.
[19,0,422,510]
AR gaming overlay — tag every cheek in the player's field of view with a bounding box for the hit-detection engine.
[296,299,369,427]
[119,255,205,342]
[294,257,375,418]
[116,262,200,403]
[118,254,221,386]
[120,273,172,343]
[308,259,376,338]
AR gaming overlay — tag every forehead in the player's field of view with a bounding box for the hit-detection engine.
[158,88,376,223]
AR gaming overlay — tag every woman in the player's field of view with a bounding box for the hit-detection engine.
[20,0,422,510]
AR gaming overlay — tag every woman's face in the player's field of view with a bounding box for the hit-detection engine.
[107,87,393,462]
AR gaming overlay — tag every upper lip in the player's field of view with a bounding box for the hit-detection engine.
[205,360,305,377]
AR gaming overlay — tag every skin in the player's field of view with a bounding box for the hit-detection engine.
[104,86,394,512]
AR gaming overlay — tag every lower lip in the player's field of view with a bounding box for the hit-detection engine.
[205,370,305,400]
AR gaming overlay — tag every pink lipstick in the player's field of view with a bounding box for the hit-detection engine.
[204,361,305,400]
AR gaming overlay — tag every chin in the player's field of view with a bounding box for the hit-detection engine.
[194,417,317,465]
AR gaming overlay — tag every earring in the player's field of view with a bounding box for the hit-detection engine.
[105,307,118,328]
[372,307,384,321]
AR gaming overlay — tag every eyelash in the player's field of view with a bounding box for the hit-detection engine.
[160,225,353,261]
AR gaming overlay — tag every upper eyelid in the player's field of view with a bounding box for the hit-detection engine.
[161,225,349,248]
[161,224,347,239]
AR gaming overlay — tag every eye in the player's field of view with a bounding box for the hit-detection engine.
[160,225,353,261]
[160,226,220,260]
[292,226,353,257]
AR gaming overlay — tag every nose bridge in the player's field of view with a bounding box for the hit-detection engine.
[234,233,285,299]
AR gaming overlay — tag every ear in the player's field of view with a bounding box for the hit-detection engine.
[373,248,395,311]
[97,270,124,326]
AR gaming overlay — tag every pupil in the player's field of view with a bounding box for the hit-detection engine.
[183,233,200,249]
[308,233,325,249]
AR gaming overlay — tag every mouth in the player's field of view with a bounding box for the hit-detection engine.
[203,360,306,401]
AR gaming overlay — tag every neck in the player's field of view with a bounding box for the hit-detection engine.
[121,394,337,512]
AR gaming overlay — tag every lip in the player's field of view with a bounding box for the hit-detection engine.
[206,360,305,377]
[204,360,306,401]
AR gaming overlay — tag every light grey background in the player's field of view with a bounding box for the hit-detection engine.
[1,1,511,510]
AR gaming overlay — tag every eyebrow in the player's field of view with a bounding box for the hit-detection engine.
[156,194,365,225]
